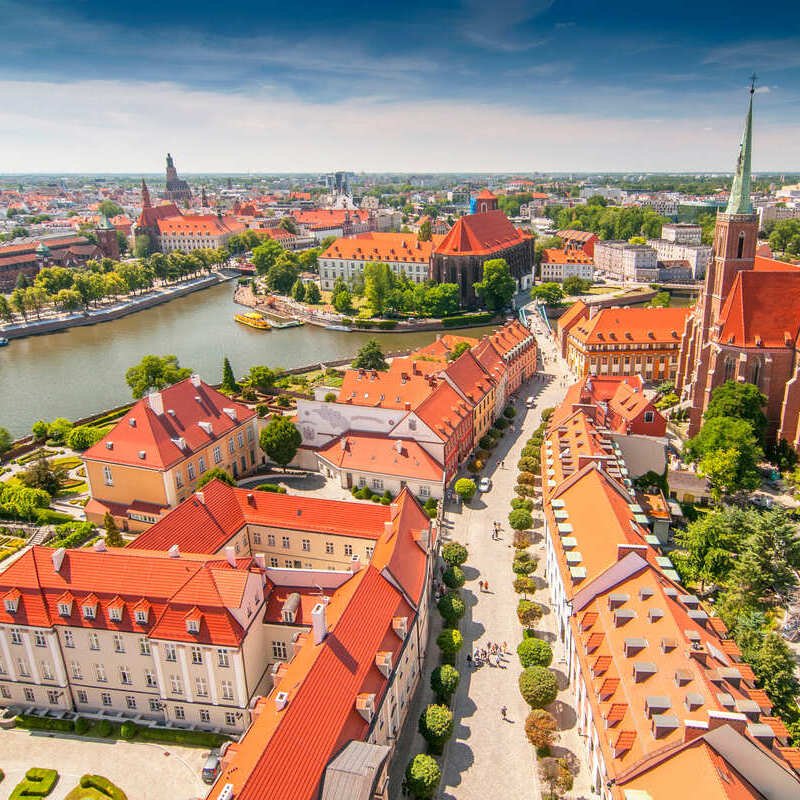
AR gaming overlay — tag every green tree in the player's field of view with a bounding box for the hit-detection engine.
[333,289,353,314]
[66,426,105,451]
[704,380,768,442]
[448,341,472,361]
[196,467,235,488]
[436,627,463,662]
[48,417,73,444]
[266,254,300,294]
[519,666,558,708]
[31,420,49,442]
[418,219,432,241]
[279,216,299,235]
[418,704,454,755]
[442,564,465,589]
[259,417,301,469]
[646,291,671,308]
[431,664,460,703]
[244,365,282,393]
[525,709,559,749]
[539,757,573,800]
[125,354,192,398]
[404,754,441,799]
[24,286,48,319]
[454,478,477,502]
[768,219,800,257]
[304,281,321,304]
[97,200,124,218]
[441,541,468,567]
[252,239,284,276]
[517,638,553,668]
[0,426,12,456]
[437,591,466,625]
[291,279,306,302]
[422,283,460,317]
[746,631,800,719]
[221,357,240,394]
[364,262,394,316]
[530,282,565,305]
[352,339,387,370]
[473,258,515,313]
[517,598,544,630]
[104,511,124,547]
[133,234,151,258]
[698,448,752,504]
[0,294,11,322]
[20,454,67,496]
[509,508,533,531]
[561,276,592,295]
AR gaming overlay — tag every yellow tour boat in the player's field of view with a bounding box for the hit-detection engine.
[234,311,271,330]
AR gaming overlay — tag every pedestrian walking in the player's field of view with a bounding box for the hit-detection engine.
[479,579,484,592]
[484,579,489,592]
[500,705,507,720]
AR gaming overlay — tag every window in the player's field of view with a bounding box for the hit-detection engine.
[101,691,112,706]
[253,531,261,545]
[95,664,107,682]
[644,411,655,423]
[228,437,235,455]
[225,712,237,727]
[372,478,384,490]
[109,605,122,622]
[34,630,47,647]
[187,462,196,480]
[221,680,234,701]
[195,676,208,697]
[10,628,22,645]
[89,632,99,651]
[281,536,290,549]
[41,662,53,680]
[751,360,761,387]
[272,641,287,659]
[200,708,211,723]
[213,446,222,464]
[17,658,30,677]
[120,666,132,685]
[269,557,279,567]
[0,660,5,675]
[284,559,293,568]
[24,687,35,703]
[103,465,113,486]
[247,426,255,442]
[198,456,207,474]
[737,231,746,259]
[0,686,9,698]
[63,630,74,648]
[174,705,185,720]
[366,545,374,559]
[139,638,151,656]
[164,643,177,662]
[175,471,184,489]
[113,634,125,653]
[57,602,71,617]
[267,534,276,547]
[77,689,88,704]
[419,485,430,498]
[325,541,334,554]
[358,477,367,488]
[83,604,96,620]
[186,618,200,634]
[344,544,353,557]
[217,649,230,668]
[301,539,310,552]
[170,675,182,694]
[71,661,82,679]
[135,608,149,625]
[126,696,137,710]
[237,432,244,448]
[145,670,157,688]
[149,698,161,713]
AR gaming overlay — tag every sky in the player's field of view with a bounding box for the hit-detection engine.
[1,0,799,173]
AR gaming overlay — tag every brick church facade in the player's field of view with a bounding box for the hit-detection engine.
[676,87,800,451]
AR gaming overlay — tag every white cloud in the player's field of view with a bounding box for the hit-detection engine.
[0,79,797,173]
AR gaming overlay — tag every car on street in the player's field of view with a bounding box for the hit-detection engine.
[526,396,535,408]
[202,752,221,784]
[478,477,491,493]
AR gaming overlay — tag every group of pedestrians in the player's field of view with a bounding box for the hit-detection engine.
[491,520,503,540]
[467,641,509,669]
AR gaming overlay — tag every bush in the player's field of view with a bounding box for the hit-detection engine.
[437,627,463,663]
[380,496,391,505]
[96,720,113,737]
[511,497,533,511]
[74,717,90,735]
[120,721,137,739]
[66,426,105,451]
[371,495,381,503]
[441,541,468,567]
[431,664,460,703]
[134,726,228,748]
[441,312,494,328]
[10,768,59,800]
[256,483,288,494]
[418,704,454,754]
[517,471,537,486]
[512,553,537,575]
[16,714,74,732]
[519,666,558,708]
[513,575,536,594]
[504,405,516,418]
[78,775,127,800]
[405,754,441,799]
[478,435,495,450]
[493,417,509,431]
[377,320,397,330]
[509,508,533,531]
[525,709,559,750]
[454,477,477,502]
[442,564,465,589]
[518,637,553,668]
[517,457,539,472]
[517,598,544,629]
[514,484,536,498]
[437,591,466,625]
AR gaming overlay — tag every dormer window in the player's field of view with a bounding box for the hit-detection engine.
[57,602,71,617]
[3,590,19,614]
[109,607,122,622]
[83,605,96,620]
[187,619,199,633]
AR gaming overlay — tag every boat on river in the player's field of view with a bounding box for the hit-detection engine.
[271,319,305,329]
[0,337,8,347]
[234,311,271,330]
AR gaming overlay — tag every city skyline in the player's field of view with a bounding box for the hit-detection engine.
[1,0,799,173]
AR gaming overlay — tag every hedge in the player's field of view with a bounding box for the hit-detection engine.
[256,483,287,494]
[9,768,58,800]
[441,312,495,327]
[16,714,74,732]
[78,775,127,800]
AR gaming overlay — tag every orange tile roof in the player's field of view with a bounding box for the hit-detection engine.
[556,299,589,336]
[435,210,531,256]
[320,232,443,264]
[542,247,594,264]
[444,350,495,404]
[338,359,438,411]
[413,380,473,442]
[83,378,255,471]
[571,306,690,346]
[557,229,599,243]
[410,334,479,363]
[318,433,444,482]
[291,209,370,229]
[489,319,534,357]
[156,214,246,236]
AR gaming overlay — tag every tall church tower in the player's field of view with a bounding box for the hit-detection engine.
[675,83,759,435]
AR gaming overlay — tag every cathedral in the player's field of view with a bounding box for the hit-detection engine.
[676,86,800,451]
[163,153,192,204]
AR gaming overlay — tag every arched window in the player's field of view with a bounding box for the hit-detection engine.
[737,231,746,259]
[751,360,761,387]
[724,358,735,381]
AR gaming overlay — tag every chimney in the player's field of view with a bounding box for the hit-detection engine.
[169,544,180,559]
[311,602,327,645]
[52,547,66,573]
[254,553,266,570]
[274,691,289,711]
[93,540,107,552]
[147,390,164,415]
[350,554,362,572]
[246,493,255,506]
[225,545,237,568]
[190,373,202,387]
[195,491,205,504]
[340,437,348,451]
[707,710,747,735]
[683,719,709,743]
[617,543,648,561]
[395,439,403,454]
[384,520,394,537]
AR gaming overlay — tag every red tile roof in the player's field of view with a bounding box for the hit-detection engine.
[83,378,256,470]
[156,214,246,237]
[571,306,689,346]
[444,350,494,404]
[320,232,443,264]
[338,359,438,411]
[435,210,531,256]
[542,247,594,264]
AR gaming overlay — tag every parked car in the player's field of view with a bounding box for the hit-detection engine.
[202,753,221,784]
[478,477,491,493]
[526,396,535,408]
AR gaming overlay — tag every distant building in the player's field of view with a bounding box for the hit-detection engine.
[757,204,800,228]
[539,247,594,282]
[0,234,101,291]
[593,241,658,282]
[647,223,711,280]
[556,230,599,258]
[579,186,625,203]
[163,153,192,205]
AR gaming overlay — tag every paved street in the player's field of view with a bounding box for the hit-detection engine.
[434,314,591,800]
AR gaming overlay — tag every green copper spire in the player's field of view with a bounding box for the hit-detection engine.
[725,79,755,215]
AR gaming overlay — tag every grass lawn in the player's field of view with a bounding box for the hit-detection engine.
[587,285,621,294]
[52,456,83,470]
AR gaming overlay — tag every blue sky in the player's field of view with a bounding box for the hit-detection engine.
[1,0,798,172]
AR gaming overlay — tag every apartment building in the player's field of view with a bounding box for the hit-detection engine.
[442,350,497,444]
[647,223,711,280]
[593,241,658,282]
[540,247,595,282]
[489,320,537,395]
[564,305,689,382]
[83,376,258,532]
[156,214,247,253]
[539,393,800,799]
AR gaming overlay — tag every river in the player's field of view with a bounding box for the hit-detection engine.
[0,282,497,437]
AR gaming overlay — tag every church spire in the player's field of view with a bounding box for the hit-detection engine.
[141,179,152,209]
[725,77,756,216]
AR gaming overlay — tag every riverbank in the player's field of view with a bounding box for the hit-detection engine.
[1,272,231,341]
